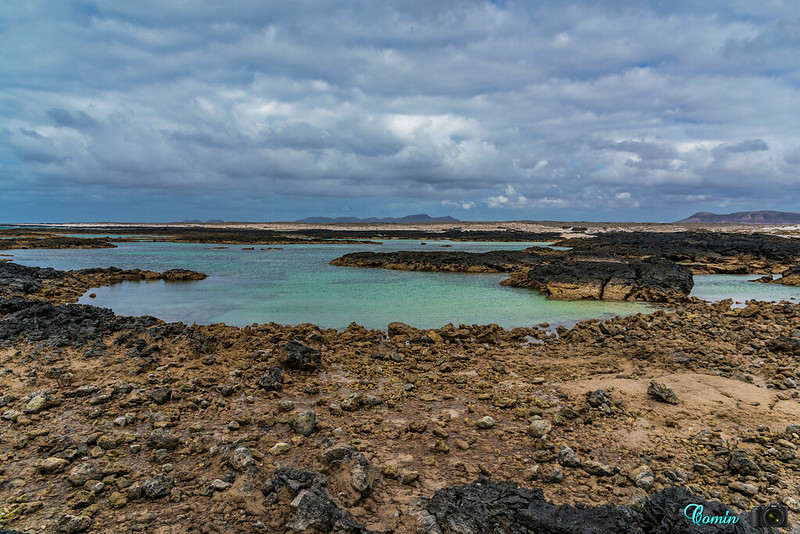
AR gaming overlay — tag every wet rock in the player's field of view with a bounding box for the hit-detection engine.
[647,380,679,405]
[294,410,316,437]
[521,256,693,302]
[284,340,321,371]
[258,366,283,392]
[558,446,581,468]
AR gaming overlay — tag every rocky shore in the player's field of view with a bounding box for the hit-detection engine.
[755,266,800,287]
[0,237,117,251]
[331,250,694,302]
[1,260,799,532]
[554,231,800,275]
[0,262,207,304]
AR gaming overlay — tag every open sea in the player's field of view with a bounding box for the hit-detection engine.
[2,240,798,330]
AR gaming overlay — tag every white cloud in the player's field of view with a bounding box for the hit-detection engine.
[2,1,800,221]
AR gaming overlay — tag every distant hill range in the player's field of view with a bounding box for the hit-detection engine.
[296,214,460,224]
[678,210,800,224]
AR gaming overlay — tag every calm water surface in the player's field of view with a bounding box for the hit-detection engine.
[3,241,796,329]
[2,240,655,329]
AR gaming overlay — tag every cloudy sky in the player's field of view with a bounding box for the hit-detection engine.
[1,1,799,223]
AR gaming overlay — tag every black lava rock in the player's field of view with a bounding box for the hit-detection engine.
[284,340,321,371]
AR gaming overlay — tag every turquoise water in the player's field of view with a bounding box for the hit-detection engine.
[690,274,799,306]
[4,241,795,329]
[1,240,654,329]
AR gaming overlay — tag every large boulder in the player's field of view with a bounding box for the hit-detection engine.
[521,257,693,302]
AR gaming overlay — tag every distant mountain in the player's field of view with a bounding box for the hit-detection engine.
[297,214,460,224]
[677,210,800,224]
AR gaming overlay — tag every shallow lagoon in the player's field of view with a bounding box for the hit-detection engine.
[2,241,797,329]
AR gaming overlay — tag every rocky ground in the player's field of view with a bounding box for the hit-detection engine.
[0,254,799,533]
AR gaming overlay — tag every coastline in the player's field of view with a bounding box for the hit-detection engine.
[1,247,799,532]
[1,226,800,532]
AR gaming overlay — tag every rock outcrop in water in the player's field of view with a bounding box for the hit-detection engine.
[754,265,800,286]
[0,262,208,304]
[506,257,694,302]
[554,231,800,274]
[331,251,694,302]
[0,236,116,250]
[331,250,543,273]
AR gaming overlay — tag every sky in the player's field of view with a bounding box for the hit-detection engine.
[1,1,799,223]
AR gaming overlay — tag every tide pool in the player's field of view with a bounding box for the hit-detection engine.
[4,241,795,330]
[2,240,655,329]
[690,274,799,306]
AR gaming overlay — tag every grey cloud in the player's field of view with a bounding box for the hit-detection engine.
[47,108,97,129]
[722,139,769,153]
[2,1,800,222]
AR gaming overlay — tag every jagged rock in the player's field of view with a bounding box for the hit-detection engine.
[150,387,172,405]
[319,445,379,506]
[728,451,760,476]
[630,465,655,491]
[522,257,693,302]
[341,392,364,412]
[647,380,679,404]
[68,462,103,486]
[37,456,69,473]
[146,429,180,450]
[421,479,774,534]
[55,514,93,533]
[264,467,373,533]
[284,340,321,371]
[258,366,283,391]
[142,475,174,499]
[269,442,292,456]
[226,446,257,472]
[25,394,48,414]
[558,446,581,468]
